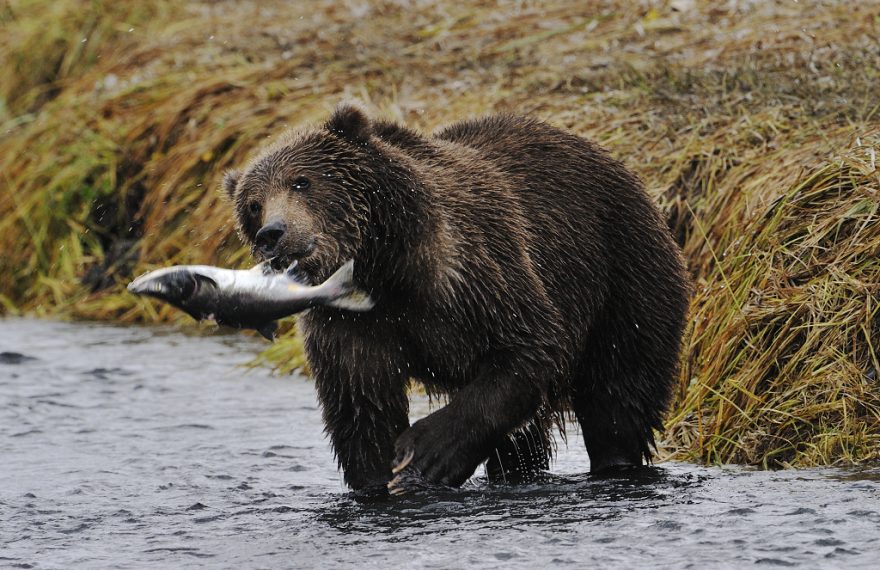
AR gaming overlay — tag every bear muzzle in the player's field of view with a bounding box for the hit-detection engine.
[255,220,287,255]
[255,221,317,271]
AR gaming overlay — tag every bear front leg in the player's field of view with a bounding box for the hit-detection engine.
[390,354,550,493]
[307,335,410,495]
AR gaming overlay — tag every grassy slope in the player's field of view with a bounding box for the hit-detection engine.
[1,0,878,465]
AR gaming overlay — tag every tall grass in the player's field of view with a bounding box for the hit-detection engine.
[1,0,878,466]
[663,134,880,466]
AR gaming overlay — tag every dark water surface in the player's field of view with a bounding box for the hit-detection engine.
[1,319,878,569]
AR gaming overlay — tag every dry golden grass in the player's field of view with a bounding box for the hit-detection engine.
[1,0,878,466]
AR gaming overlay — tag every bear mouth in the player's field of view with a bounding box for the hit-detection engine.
[265,240,319,276]
[269,255,317,284]
[268,257,288,272]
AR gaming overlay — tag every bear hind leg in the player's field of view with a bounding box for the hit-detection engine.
[571,294,681,473]
[572,383,652,473]
[485,420,552,483]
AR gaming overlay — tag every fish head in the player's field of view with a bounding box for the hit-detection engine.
[127,268,216,312]
[224,105,380,285]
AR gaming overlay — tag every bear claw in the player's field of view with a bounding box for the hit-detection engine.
[391,449,414,474]
[387,466,431,496]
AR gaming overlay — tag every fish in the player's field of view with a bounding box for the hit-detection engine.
[127,260,373,340]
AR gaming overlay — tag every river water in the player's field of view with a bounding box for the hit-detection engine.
[1,318,878,569]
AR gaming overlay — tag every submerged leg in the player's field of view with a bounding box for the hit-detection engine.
[485,420,552,483]
[572,308,679,473]
[306,328,410,495]
[573,385,648,472]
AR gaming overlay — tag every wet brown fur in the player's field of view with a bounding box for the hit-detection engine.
[224,104,690,493]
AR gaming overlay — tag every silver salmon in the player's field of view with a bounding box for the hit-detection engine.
[127,260,373,340]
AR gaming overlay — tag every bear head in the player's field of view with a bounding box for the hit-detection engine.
[224,105,388,284]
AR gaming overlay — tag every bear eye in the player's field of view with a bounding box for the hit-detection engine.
[248,201,261,216]
[292,176,311,191]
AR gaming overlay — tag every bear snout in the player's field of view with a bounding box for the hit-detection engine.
[257,222,315,256]
[257,226,317,271]
[255,220,287,256]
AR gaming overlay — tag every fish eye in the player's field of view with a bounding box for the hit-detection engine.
[292,176,311,191]
[248,201,261,215]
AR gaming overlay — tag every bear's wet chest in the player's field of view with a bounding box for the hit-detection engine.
[404,314,488,388]
[301,305,485,389]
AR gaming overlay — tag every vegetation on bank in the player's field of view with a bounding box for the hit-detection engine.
[1,0,878,466]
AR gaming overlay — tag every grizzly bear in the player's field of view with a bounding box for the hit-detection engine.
[223,104,690,496]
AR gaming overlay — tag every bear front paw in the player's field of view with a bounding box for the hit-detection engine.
[389,418,485,493]
[387,451,432,496]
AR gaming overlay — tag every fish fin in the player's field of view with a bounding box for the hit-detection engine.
[251,262,274,276]
[285,260,311,284]
[257,322,278,341]
[284,259,299,276]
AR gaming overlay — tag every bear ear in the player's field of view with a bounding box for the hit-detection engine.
[223,169,241,199]
[326,104,371,144]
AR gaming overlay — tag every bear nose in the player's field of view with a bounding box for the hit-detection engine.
[255,221,286,254]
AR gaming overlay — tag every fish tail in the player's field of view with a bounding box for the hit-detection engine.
[329,290,375,312]
[323,260,375,312]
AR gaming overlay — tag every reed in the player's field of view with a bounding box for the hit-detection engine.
[1,0,877,466]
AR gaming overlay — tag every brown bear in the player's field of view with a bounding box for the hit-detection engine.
[223,104,690,496]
